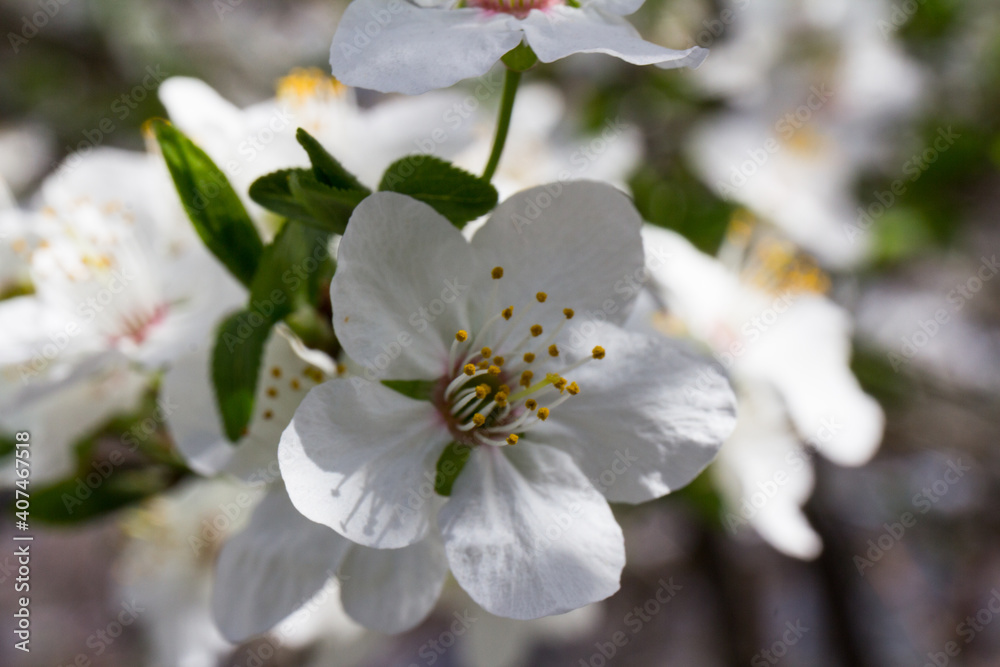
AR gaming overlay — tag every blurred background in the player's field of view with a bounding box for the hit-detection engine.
[1,0,999,665]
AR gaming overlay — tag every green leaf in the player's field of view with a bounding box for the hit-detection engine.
[379,156,498,227]
[212,309,272,442]
[296,128,370,193]
[249,169,317,222]
[434,442,472,497]
[289,171,367,235]
[250,220,332,323]
[249,169,364,234]
[381,379,438,402]
[152,120,264,286]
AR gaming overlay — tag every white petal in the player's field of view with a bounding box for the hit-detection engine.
[739,296,884,467]
[583,0,646,16]
[212,486,350,641]
[330,0,522,94]
[712,385,821,560]
[470,181,644,332]
[538,326,736,503]
[440,444,624,619]
[162,325,334,482]
[520,7,707,69]
[279,378,450,548]
[331,192,483,381]
[339,536,448,634]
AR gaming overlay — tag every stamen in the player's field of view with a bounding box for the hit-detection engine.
[525,399,537,411]
[536,292,548,303]
[481,347,492,358]
[502,306,514,320]
[523,353,535,363]
[548,344,559,357]
[492,267,504,280]
[476,384,491,399]
[457,413,485,431]
[592,346,606,359]
[506,434,519,446]
[493,356,505,367]
[449,330,469,369]
[451,388,481,415]
[445,367,488,398]
[463,364,477,376]
[488,365,501,376]
[530,324,543,337]
[563,308,575,319]
[537,408,550,421]
[455,330,469,342]
[468,312,504,359]
[520,370,534,387]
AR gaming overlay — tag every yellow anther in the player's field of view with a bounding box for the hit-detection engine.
[476,384,491,399]
[553,377,567,392]
[530,324,543,337]
[548,344,559,357]
[472,414,486,426]
[493,356,505,366]
[592,346,606,360]
[277,67,346,102]
[502,306,514,320]
[537,408,550,421]
[523,353,535,363]
[499,384,511,395]
[478,359,491,369]
[563,308,575,319]
[481,347,493,358]
[495,392,509,407]
[464,364,477,376]
[271,367,282,378]
[290,379,301,390]
[263,410,274,420]
[267,387,278,398]
[488,365,501,376]
[455,330,469,342]
[567,382,580,396]
[525,399,538,411]
[492,266,504,280]
[506,434,519,446]
[336,363,347,376]
[536,292,548,303]
[520,370,534,387]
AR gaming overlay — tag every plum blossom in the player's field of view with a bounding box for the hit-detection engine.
[329,0,707,94]
[635,219,884,558]
[277,183,736,619]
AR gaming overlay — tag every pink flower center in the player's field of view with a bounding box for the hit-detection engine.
[467,0,561,17]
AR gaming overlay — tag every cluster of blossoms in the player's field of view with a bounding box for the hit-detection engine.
[0,0,895,661]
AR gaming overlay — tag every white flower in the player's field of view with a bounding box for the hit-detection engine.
[636,221,884,558]
[329,0,707,94]
[277,183,736,619]
[117,478,374,667]
[158,70,476,226]
[163,325,448,637]
[0,148,243,484]
[684,0,925,268]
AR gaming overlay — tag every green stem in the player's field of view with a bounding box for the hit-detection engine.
[482,68,522,182]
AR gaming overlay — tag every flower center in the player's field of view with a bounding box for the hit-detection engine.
[466,0,561,17]
[277,68,347,104]
[435,266,604,448]
[723,210,830,295]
